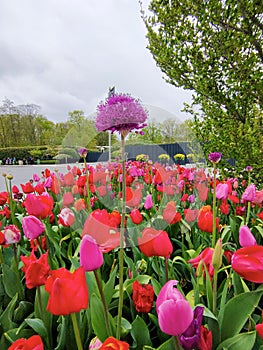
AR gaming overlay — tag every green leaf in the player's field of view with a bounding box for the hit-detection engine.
[131,315,152,350]
[0,293,18,331]
[219,291,263,341]
[2,263,24,299]
[157,337,175,350]
[216,331,256,350]
[103,265,117,305]
[90,293,113,342]
[25,318,48,339]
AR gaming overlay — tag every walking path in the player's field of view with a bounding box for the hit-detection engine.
[0,163,84,192]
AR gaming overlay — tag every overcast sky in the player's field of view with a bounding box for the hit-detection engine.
[0,0,193,124]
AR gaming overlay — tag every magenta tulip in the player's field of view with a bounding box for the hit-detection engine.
[239,225,256,247]
[216,183,229,200]
[241,184,256,202]
[22,215,45,240]
[144,194,153,209]
[156,280,193,336]
[80,235,103,272]
[232,245,263,283]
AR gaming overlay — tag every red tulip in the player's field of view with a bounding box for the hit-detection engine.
[198,326,213,350]
[45,267,88,315]
[24,193,54,219]
[138,228,173,258]
[21,181,35,194]
[197,206,219,233]
[162,201,182,225]
[132,280,154,313]
[0,191,8,205]
[20,251,50,289]
[8,335,44,350]
[130,209,143,224]
[99,336,130,349]
[156,280,193,336]
[188,248,214,279]
[231,245,263,283]
[22,215,45,240]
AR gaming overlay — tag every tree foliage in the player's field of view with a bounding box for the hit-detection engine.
[142,0,263,173]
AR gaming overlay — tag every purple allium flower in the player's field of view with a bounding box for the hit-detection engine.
[179,306,204,350]
[78,147,88,158]
[246,166,252,172]
[95,93,148,134]
[208,152,222,164]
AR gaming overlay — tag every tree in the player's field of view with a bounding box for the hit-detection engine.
[142,0,263,172]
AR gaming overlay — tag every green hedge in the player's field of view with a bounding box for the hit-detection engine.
[0,146,57,162]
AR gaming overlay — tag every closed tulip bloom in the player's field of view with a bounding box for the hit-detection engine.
[8,335,44,350]
[45,267,88,315]
[58,208,75,227]
[231,245,263,283]
[0,191,8,205]
[80,235,103,272]
[4,224,21,244]
[162,201,182,225]
[216,183,229,200]
[156,280,193,336]
[138,228,173,258]
[188,247,215,279]
[239,225,256,247]
[130,209,143,224]
[62,192,74,207]
[197,205,219,233]
[20,251,50,289]
[22,215,45,240]
[144,194,153,209]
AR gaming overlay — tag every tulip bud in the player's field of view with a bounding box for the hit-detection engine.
[212,238,222,271]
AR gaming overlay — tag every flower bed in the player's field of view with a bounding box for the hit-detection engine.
[0,158,263,350]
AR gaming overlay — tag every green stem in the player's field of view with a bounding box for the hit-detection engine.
[212,269,218,315]
[212,167,217,248]
[116,133,127,340]
[165,257,169,282]
[173,336,183,350]
[83,159,92,212]
[37,286,43,317]
[94,269,112,336]
[71,313,83,350]
[0,246,3,264]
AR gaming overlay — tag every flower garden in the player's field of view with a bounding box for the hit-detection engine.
[0,94,263,350]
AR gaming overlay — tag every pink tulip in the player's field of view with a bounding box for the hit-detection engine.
[4,225,21,244]
[144,194,153,209]
[80,235,103,272]
[239,225,256,247]
[156,280,193,336]
[232,245,263,283]
[58,208,75,227]
[216,183,229,200]
[241,184,256,202]
[22,215,45,240]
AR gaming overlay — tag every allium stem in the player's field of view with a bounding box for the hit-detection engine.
[212,167,217,248]
[83,158,92,213]
[116,133,127,340]
[71,313,83,350]
[245,171,251,225]
[212,269,218,315]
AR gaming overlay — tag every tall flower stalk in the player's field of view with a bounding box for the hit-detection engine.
[96,91,148,339]
[208,152,222,248]
[78,148,92,213]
